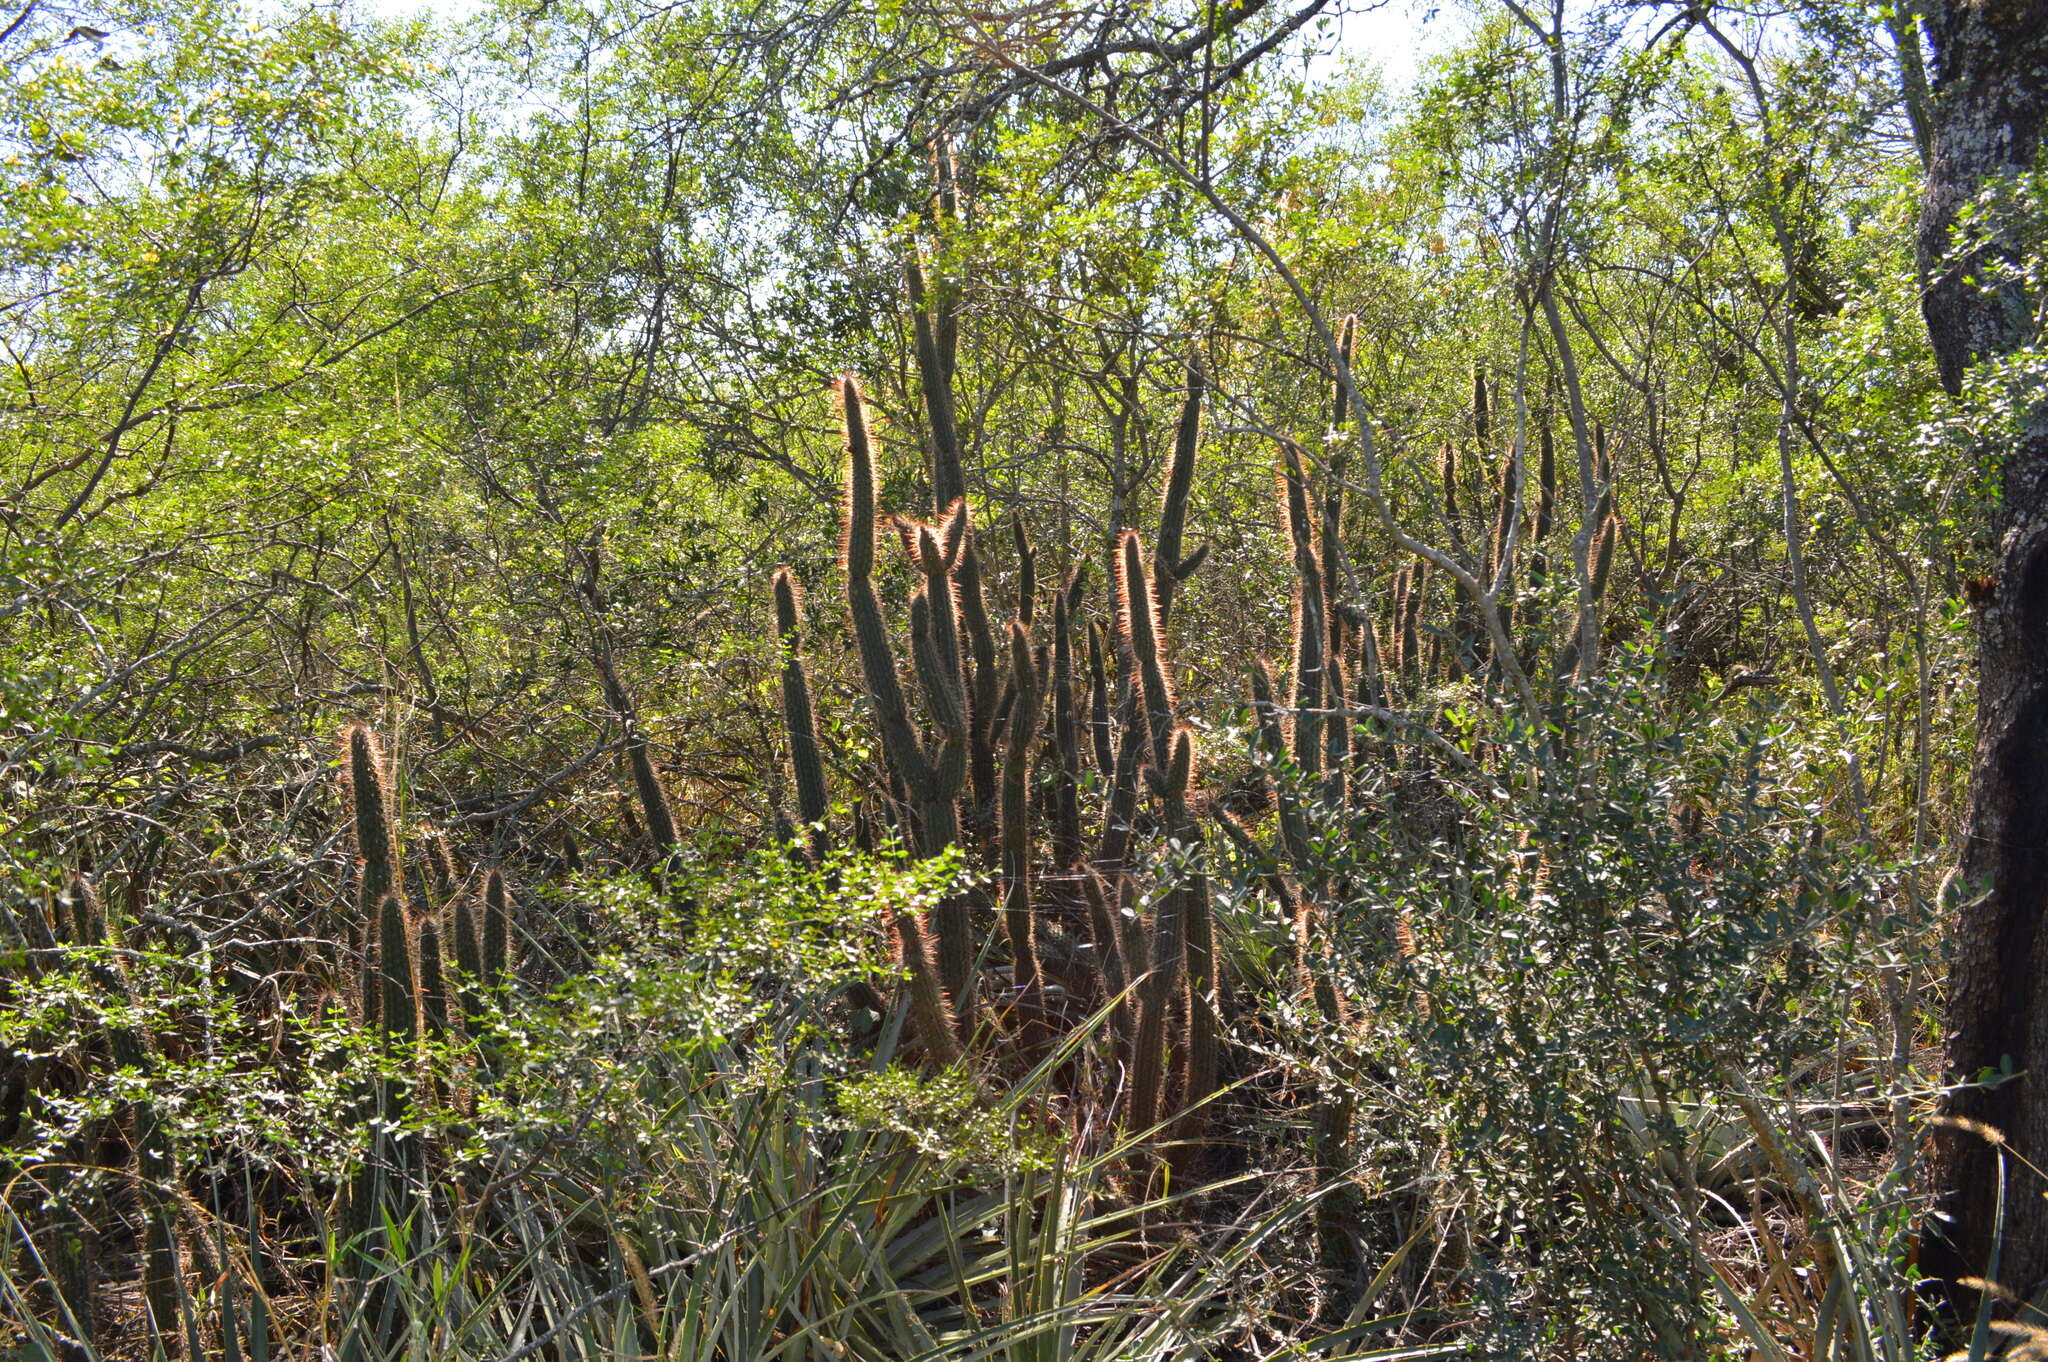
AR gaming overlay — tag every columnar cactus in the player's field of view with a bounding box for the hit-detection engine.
[1388,566,1412,674]
[378,891,417,1044]
[1081,866,1132,1040]
[1323,649,1352,801]
[343,723,400,924]
[1128,725,1197,1134]
[1592,513,1619,603]
[1153,360,1209,624]
[1555,514,1621,684]
[1401,561,1428,680]
[420,828,459,906]
[1086,620,1114,779]
[451,887,482,1023]
[594,648,680,864]
[416,911,449,1042]
[838,375,974,1005]
[1000,620,1046,1018]
[481,868,510,998]
[1490,441,1521,589]
[1322,314,1356,675]
[903,239,1001,833]
[773,567,830,859]
[1051,573,1086,869]
[1116,530,1175,773]
[891,900,963,1070]
[1278,446,1326,780]
[1012,515,1037,627]
[1439,443,1465,559]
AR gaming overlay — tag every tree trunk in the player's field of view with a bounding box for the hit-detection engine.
[1918,0,2048,1307]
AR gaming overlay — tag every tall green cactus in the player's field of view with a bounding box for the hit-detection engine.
[904,236,1000,832]
[1322,314,1357,683]
[377,891,416,1045]
[773,567,830,860]
[1164,725,1219,1151]
[1086,620,1114,779]
[1555,514,1621,684]
[1000,619,1046,1018]
[1278,445,1326,780]
[1472,365,1491,446]
[837,375,974,1007]
[1439,442,1465,558]
[1128,725,1196,1135]
[1012,515,1037,627]
[98,994,183,1356]
[889,899,963,1069]
[1116,530,1175,772]
[451,886,482,1024]
[594,647,681,865]
[346,886,421,1357]
[416,910,449,1042]
[904,246,964,513]
[1402,560,1428,681]
[343,723,400,923]
[1050,573,1085,868]
[1323,649,1352,797]
[481,867,510,998]
[1153,359,1209,624]
[420,828,459,906]
[1490,440,1521,589]
[1591,512,1619,603]
[1388,566,1412,675]
[1081,867,1132,1041]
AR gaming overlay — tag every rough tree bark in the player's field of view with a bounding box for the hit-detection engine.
[1918,0,2048,1308]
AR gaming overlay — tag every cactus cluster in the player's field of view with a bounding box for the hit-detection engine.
[1,280,1639,1358]
[1,718,535,1359]
[333,724,520,1351]
[764,331,1226,1148]
[757,287,1628,1175]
